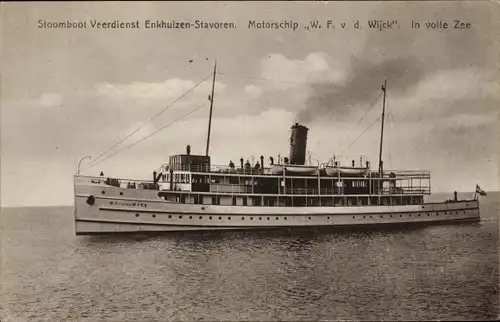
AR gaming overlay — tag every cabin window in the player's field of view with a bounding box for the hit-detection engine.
[162,174,167,181]
[175,174,180,183]
[186,174,190,183]
[166,174,170,182]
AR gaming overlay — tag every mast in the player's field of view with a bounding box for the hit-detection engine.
[205,60,217,156]
[378,80,387,176]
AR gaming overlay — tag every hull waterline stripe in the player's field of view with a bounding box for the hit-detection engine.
[93,205,479,217]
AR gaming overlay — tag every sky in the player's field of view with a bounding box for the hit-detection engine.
[1,1,499,207]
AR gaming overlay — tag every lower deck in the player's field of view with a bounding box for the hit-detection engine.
[158,192,424,207]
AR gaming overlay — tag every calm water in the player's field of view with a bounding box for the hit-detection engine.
[1,193,498,321]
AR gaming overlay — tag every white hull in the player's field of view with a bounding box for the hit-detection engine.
[74,177,480,235]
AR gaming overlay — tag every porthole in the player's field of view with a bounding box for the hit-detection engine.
[363,216,366,219]
[209,216,212,220]
[352,216,355,219]
[418,214,421,216]
[327,217,330,219]
[427,213,430,216]
[242,217,245,220]
[179,215,183,219]
[400,214,402,217]
[168,215,172,218]
[390,215,393,217]
[276,217,279,220]
[380,215,383,218]
[409,214,412,217]
[267,217,270,220]
[218,216,222,220]
[189,216,192,219]
[152,214,156,218]
[308,217,311,220]
[259,217,262,220]
[250,217,253,220]
[228,217,231,220]
[135,213,139,217]
[199,216,203,219]
[370,216,373,218]
[101,191,106,195]
[120,192,123,196]
[284,217,287,220]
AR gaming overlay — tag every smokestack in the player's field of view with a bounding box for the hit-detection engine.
[260,155,264,168]
[289,123,309,165]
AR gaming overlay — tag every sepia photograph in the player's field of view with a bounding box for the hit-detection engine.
[1,1,499,321]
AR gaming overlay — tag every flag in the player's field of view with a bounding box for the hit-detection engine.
[476,184,487,196]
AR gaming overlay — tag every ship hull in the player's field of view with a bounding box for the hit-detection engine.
[74,177,480,235]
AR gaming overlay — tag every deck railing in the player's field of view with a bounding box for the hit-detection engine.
[171,164,431,178]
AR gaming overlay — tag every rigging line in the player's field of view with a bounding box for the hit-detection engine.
[89,72,213,166]
[340,115,382,156]
[337,91,383,152]
[216,72,312,85]
[351,91,383,131]
[87,102,209,169]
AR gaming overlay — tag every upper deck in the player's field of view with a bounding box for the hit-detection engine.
[79,163,431,196]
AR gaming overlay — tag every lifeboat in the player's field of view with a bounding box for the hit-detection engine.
[325,166,369,177]
[270,164,319,175]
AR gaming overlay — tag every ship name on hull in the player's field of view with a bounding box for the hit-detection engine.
[109,201,147,208]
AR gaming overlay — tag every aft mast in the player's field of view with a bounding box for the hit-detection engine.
[205,60,217,156]
[378,80,387,176]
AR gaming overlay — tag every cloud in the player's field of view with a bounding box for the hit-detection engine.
[95,77,228,105]
[244,85,263,98]
[36,93,63,107]
[410,69,499,101]
[95,78,196,100]
[261,52,346,89]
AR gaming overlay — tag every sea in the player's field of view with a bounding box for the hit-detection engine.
[1,192,498,321]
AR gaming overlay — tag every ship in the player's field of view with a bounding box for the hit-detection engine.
[73,63,481,235]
